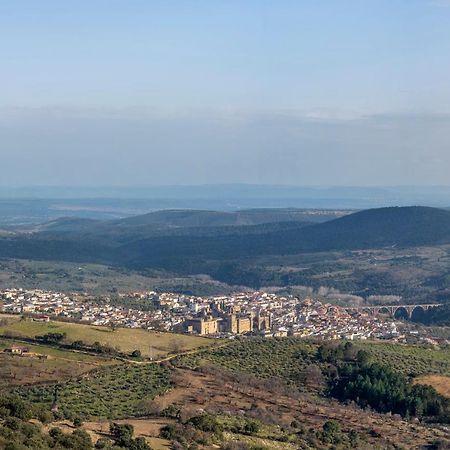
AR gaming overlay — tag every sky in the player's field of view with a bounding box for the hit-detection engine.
[1,0,450,187]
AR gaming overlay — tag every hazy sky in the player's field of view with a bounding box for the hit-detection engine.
[1,0,450,186]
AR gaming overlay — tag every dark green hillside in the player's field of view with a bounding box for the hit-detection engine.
[1,206,450,290]
[412,304,450,326]
[38,207,337,233]
[118,206,450,267]
[0,236,113,264]
[31,208,321,245]
[298,206,450,249]
[114,209,250,228]
[233,206,450,255]
[113,208,316,228]
[37,217,101,233]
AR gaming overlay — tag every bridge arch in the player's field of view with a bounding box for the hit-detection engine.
[393,306,410,320]
[344,303,441,320]
[377,306,392,316]
[410,305,426,321]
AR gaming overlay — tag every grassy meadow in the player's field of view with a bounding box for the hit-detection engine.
[414,374,450,399]
[0,338,116,388]
[0,316,213,358]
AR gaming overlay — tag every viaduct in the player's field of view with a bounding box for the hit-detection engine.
[344,303,442,319]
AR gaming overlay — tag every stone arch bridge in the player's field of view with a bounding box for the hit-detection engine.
[344,304,442,319]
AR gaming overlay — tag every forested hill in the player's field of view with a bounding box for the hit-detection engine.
[115,206,450,267]
[1,206,450,269]
[35,207,345,233]
[289,205,450,250]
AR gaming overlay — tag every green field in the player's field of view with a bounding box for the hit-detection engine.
[355,341,450,377]
[174,337,319,388]
[174,337,450,384]
[0,338,113,362]
[0,317,214,358]
[0,338,115,389]
[16,363,171,420]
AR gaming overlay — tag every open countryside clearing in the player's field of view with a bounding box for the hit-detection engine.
[414,374,450,399]
[0,316,214,358]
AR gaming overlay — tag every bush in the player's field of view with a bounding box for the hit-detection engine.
[188,414,223,434]
[110,422,134,447]
[243,420,259,435]
[110,422,152,449]
[321,420,342,444]
[160,424,178,441]
[73,417,83,427]
[37,409,54,424]
[0,395,33,420]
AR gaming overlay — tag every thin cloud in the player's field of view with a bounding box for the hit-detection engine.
[429,0,450,7]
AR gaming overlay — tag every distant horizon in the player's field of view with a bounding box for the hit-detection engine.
[1,185,450,214]
[2,2,450,186]
[4,183,450,189]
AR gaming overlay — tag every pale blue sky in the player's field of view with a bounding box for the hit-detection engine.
[1,1,450,186]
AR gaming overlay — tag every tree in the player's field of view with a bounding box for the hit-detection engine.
[243,420,259,435]
[95,438,113,449]
[160,424,178,440]
[0,395,32,420]
[321,420,342,444]
[357,350,370,366]
[37,409,53,424]
[73,416,83,427]
[110,422,134,447]
[129,437,152,450]
[109,422,152,449]
[188,414,223,434]
[70,429,93,449]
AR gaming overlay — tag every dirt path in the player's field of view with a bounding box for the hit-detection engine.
[122,340,229,365]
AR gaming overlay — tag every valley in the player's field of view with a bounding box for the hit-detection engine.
[2,206,450,449]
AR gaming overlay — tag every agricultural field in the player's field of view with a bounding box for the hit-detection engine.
[16,363,172,420]
[174,337,320,390]
[355,341,450,377]
[2,336,450,449]
[0,317,214,358]
[0,338,115,388]
[175,337,450,384]
[6,361,448,450]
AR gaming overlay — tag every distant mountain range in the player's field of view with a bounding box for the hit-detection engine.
[2,185,450,226]
[113,206,450,269]
[36,208,346,232]
[0,206,450,273]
